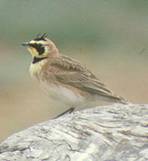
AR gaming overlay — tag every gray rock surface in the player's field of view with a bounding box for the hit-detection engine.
[0,103,148,161]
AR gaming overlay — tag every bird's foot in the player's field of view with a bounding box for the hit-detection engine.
[54,107,75,119]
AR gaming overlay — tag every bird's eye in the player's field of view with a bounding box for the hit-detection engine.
[30,43,45,55]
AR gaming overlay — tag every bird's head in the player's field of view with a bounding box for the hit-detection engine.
[22,33,59,59]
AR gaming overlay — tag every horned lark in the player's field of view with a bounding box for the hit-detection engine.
[22,33,126,110]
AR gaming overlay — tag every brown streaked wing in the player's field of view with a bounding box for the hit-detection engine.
[50,55,97,78]
[49,55,123,102]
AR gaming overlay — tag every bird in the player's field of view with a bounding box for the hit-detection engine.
[22,33,126,115]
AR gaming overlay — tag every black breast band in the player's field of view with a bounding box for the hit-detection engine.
[32,57,47,64]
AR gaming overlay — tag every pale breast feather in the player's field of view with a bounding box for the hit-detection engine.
[29,59,48,78]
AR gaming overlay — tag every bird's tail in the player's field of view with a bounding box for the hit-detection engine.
[107,94,128,104]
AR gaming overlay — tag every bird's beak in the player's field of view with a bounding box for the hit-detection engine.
[21,42,30,47]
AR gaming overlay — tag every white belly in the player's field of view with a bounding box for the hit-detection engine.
[41,81,85,106]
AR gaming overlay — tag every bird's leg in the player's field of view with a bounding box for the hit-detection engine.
[54,107,75,119]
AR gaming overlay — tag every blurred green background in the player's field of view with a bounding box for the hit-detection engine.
[0,0,148,141]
